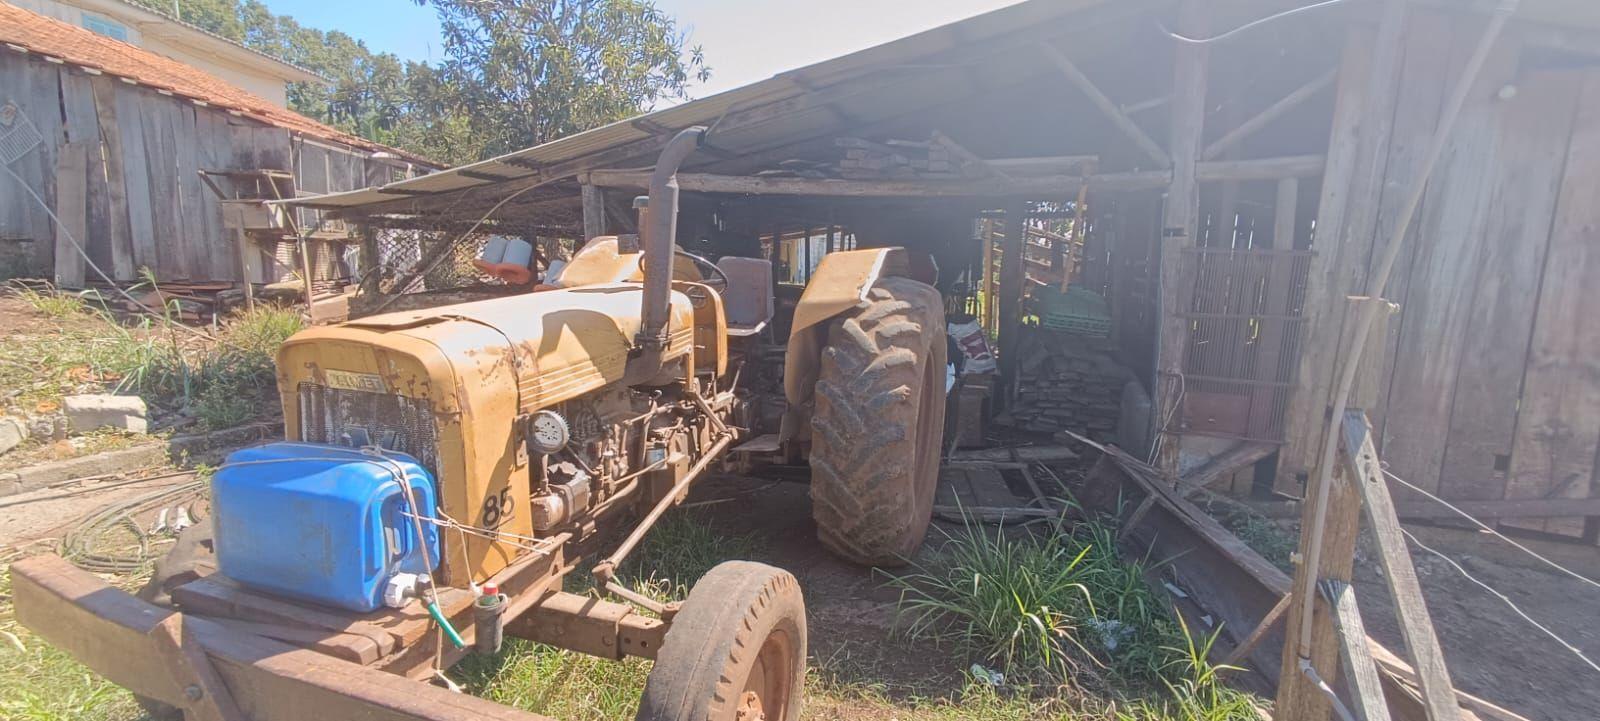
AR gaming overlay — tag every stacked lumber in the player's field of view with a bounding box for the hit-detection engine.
[834,137,959,180]
[997,328,1132,442]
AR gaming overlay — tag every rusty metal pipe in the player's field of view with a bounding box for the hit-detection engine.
[592,430,734,587]
[630,127,707,382]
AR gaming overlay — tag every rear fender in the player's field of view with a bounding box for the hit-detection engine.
[779,248,911,443]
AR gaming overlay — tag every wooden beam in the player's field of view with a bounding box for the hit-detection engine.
[1154,0,1208,477]
[997,199,1028,410]
[1222,593,1290,668]
[930,130,1013,182]
[580,184,607,240]
[1325,580,1395,721]
[1276,419,1363,719]
[1204,68,1340,161]
[589,167,1167,196]
[1178,442,1277,497]
[1343,411,1462,721]
[989,154,1099,175]
[586,157,1320,200]
[1038,43,1172,168]
[1199,154,1326,182]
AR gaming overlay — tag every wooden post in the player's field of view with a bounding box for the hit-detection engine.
[358,222,380,298]
[1154,0,1208,476]
[581,183,607,240]
[1275,418,1363,721]
[996,200,1028,409]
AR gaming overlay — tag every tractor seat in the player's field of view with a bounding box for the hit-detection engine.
[717,257,774,337]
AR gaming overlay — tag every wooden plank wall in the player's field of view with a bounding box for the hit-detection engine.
[0,54,384,286]
[1283,9,1600,542]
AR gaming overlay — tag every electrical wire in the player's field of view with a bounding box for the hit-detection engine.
[1383,469,1600,592]
[1161,0,1352,45]
[1401,527,1600,675]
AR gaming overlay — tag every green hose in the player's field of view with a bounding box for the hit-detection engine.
[426,601,467,649]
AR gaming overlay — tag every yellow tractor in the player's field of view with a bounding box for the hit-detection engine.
[51,127,949,721]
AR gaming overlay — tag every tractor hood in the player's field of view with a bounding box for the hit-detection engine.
[281,283,696,414]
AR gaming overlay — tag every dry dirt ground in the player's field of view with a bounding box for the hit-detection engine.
[1350,523,1600,721]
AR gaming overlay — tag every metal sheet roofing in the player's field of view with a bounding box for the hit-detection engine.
[282,0,1117,213]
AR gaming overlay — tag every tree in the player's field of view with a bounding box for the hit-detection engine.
[125,0,709,165]
[421,0,709,155]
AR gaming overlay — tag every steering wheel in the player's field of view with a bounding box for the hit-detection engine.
[675,249,730,295]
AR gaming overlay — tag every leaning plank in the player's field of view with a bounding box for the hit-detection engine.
[1343,411,1461,721]
[1036,43,1171,168]
[1325,580,1394,721]
[1081,447,1521,721]
[11,555,553,721]
[1178,442,1276,497]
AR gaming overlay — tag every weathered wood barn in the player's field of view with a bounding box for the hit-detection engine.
[0,4,435,293]
[284,0,1600,543]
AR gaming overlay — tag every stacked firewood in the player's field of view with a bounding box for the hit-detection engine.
[996,329,1131,442]
[834,137,960,180]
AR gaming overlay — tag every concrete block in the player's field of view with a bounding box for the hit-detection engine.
[0,417,26,456]
[64,394,148,434]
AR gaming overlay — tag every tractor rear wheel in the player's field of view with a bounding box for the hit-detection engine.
[809,276,947,567]
[636,561,805,721]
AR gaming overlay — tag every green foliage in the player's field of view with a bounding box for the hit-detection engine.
[887,514,1181,686]
[123,0,708,165]
[425,0,708,155]
[885,516,1263,719]
[13,285,88,319]
[0,289,300,428]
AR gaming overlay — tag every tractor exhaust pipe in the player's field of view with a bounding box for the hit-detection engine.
[629,126,706,383]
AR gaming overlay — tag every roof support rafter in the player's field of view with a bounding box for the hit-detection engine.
[1038,42,1172,168]
[1203,67,1339,161]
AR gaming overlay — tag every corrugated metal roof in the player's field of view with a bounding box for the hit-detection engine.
[285,0,1600,216]
[283,0,1116,212]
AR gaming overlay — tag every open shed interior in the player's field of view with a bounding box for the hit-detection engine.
[304,0,1344,488]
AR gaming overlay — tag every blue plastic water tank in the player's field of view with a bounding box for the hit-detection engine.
[212,442,441,612]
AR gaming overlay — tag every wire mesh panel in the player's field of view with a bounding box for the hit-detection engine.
[1179,247,1312,442]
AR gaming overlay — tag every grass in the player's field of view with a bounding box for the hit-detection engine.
[884,511,1264,720]
[2,285,303,431]
[447,511,763,721]
[0,565,143,721]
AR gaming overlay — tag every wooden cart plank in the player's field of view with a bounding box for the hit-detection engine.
[11,555,554,721]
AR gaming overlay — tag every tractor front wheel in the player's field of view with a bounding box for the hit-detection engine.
[809,276,946,567]
[636,561,806,721]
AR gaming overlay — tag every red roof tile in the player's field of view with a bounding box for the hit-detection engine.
[0,3,435,166]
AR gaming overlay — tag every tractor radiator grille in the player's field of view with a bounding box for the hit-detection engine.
[297,383,440,472]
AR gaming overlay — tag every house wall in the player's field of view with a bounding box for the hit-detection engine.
[0,52,388,285]
[11,0,295,106]
[1283,7,1600,541]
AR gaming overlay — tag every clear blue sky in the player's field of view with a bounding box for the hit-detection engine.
[258,0,1023,101]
